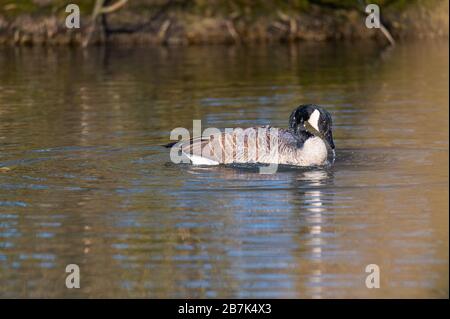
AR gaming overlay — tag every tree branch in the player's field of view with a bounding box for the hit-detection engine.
[99,0,128,14]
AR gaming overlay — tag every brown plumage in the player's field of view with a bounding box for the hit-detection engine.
[167,104,335,167]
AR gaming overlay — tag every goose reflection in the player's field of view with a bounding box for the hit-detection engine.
[167,164,334,298]
[294,169,331,299]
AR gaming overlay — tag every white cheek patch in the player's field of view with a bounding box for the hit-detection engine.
[307,109,320,131]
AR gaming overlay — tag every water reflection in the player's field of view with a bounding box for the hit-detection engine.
[156,165,336,298]
[0,41,448,298]
[298,170,329,299]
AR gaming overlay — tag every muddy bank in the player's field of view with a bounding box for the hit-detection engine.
[0,0,448,46]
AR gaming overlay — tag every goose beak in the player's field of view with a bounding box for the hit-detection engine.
[325,131,335,150]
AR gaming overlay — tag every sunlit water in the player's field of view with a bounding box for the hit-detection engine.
[0,42,448,298]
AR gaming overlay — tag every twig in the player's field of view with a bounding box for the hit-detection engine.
[83,0,128,47]
[359,0,395,46]
[379,23,396,46]
[226,20,240,43]
[99,0,128,14]
[158,19,171,42]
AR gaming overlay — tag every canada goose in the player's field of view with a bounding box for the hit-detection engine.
[167,104,335,167]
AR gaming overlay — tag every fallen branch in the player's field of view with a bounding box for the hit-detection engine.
[82,0,129,47]
[99,0,128,14]
[359,0,395,46]
[158,19,171,42]
[225,20,240,43]
[379,23,396,46]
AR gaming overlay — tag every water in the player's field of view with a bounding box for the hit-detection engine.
[0,42,448,298]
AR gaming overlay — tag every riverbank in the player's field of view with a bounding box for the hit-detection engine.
[0,0,448,46]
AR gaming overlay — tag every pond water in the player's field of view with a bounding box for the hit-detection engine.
[0,41,448,298]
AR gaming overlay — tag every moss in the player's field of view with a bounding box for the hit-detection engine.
[0,0,40,16]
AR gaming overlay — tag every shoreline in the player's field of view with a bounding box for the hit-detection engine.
[0,1,448,46]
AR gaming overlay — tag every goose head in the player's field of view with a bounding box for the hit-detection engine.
[289,104,335,150]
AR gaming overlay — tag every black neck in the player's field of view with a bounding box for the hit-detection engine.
[289,124,314,147]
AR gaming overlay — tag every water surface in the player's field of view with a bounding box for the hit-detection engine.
[0,42,448,298]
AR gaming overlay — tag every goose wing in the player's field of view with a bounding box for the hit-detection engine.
[178,126,294,164]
